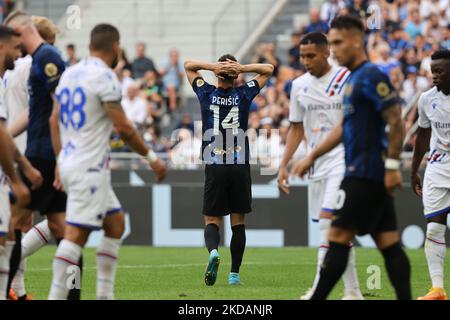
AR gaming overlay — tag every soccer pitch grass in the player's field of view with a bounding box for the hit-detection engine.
[25,246,440,300]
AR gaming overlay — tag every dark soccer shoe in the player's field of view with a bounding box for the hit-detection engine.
[204,250,220,286]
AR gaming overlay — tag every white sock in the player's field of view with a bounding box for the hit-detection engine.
[0,241,15,300]
[22,220,52,258]
[312,218,331,290]
[12,256,27,297]
[425,222,446,288]
[48,240,82,300]
[96,237,121,300]
[342,245,361,295]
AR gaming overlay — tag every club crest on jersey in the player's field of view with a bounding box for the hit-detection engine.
[376,82,389,97]
[45,63,58,77]
[196,79,205,87]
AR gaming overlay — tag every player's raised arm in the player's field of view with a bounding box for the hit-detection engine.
[103,101,167,182]
[291,119,343,178]
[238,63,274,89]
[184,60,221,85]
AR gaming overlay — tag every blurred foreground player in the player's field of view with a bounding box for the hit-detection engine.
[0,25,35,300]
[48,23,166,300]
[185,56,273,286]
[5,15,59,301]
[278,32,362,300]
[292,16,412,300]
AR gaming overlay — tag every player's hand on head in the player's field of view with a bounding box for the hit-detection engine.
[384,169,403,196]
[277,166,290,195]
[410,172,422,197]
[290,154,314,179]
[10,179,30,208]
[150,158,167,183]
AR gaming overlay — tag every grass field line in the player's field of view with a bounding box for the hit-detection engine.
[27,261,317,272]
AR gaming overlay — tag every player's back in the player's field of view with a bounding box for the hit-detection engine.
[56,57,120,171]
[192,77,260,164]
[342,61,397,181]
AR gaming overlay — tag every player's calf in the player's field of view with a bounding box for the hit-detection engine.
[96,211,125,300]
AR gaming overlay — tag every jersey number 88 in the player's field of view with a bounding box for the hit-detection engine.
[58,87,87,130]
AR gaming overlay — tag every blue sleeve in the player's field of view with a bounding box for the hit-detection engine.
[36,49,66,92]
[192,77,215,102]
[363,67,397,113]
[240,79,260,103]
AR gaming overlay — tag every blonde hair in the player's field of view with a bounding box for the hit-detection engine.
[32,16,59,42]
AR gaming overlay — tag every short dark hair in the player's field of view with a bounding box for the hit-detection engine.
[431,50,450,60]
[330,15,364,32]
[90,23,120,52]
[300,32,328,46]
[0,25,20,42]
[66,43,75,50]
[217,54,237,82]
[218,54,237,62]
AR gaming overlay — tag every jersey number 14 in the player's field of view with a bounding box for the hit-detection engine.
[210,105,239,135]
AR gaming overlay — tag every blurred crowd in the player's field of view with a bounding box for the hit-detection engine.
[64,0,448,169]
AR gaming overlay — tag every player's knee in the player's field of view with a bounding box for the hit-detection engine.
[328,227,353,244]
[426,222,446,240]
[204,216,221,227]
[104,214,125,239]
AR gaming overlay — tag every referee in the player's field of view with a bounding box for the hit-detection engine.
[185,55,273,286]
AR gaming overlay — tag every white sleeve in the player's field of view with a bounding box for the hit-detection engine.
[288,80,304,123]
[417,93,431,128]
[97,70,122,102]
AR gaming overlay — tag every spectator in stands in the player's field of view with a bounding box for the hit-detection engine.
[132,42,156,79]
[175,113,194,134]
[303,8,329,34]
[423,13,445,43]
[288,32,301,70]
[122,83,151,131]
[65,43,80,67]
[401,47,421,77]
[252,42,282,77]
[372,42,400,76]
[388,23,409,61]
[401,65,429,104]
[346,0,368,20]
[404,7,425,43]
[159,48,184,112]
[419,0,442,19]
[320,0,343,25]
[170,128,201,169]
[142,70,164,123]
[143,125,169,154]
[441,24,450,49]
